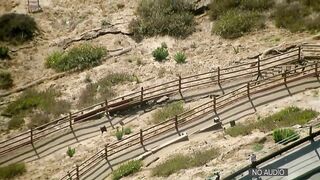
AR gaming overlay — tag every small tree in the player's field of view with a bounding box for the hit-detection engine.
[67,147,76,157]
[0,46,9,59]
[0,70,13,89]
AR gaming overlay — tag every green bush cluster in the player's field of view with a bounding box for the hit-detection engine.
[112,160,142,180]
[273,1,320,32]
[213,9,265,39]
[174,52,187,64]
[226,106,318,137]
[0,163,26,179]
[3,89,70,129]
[152,44,169,62]
[272,128,300,144]
[152,101,185,124]
[66,147,76,157]
[209,0,271,38]
[0,13,37,44]
[209,0,273,20]
[152,148,219,177]
[46,44,107,72]
[77,73,137,108]
[0,70,13,89]
[129,0,196,41]
[115,126,132,140]
[0,46,9,59]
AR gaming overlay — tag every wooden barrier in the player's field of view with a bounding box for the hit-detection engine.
[2,45,320,165]
[60,61,320,180]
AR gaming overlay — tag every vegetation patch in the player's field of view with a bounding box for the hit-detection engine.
[273,1,320,32]
[174,52,187,64]
[272,128,300,144]
[46,43,107,72]
[152,148,219,177]
[213,9,265,39]
[78,73,137,108]
[0,163,26,179]
[152,43,169,62]
[252,143,264,151]
[226,107,318,137]
[66,147,76,157]
[129,0,196,41]
[0,13,37,44]
[112,160,142,180]
[3,89,70,129]
[0,70,13,89]
[0,46,9,59]
[151,101,185,124]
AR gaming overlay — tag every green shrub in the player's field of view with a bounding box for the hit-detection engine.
[123,127,132,135]
[77,73,136,108]
[3,89,70,117]
[273,2,310,32]
[174,52,187,64]
[252,143,264,151]
[152,101,185,124]
[213,9,265,39]
[209,0,240,20]
[129,0,195,41]
[226,107,318,137]
[152,45,169,62]
[0,70,13,89]
[0,13,37,44]
[8,116,24,130]
[225,123,254,137]
[152,148,219,177]
[115,127,124,140]
[0,46,9,59]
[272,128,300,144]
[112,160,142,180]
[46,44,107,72]
[0,163,26,179]
[66,147,76,157]
[240,0,274,10]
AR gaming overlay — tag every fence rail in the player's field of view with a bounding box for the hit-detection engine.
[1,45,319,166]
[60,59,320,179]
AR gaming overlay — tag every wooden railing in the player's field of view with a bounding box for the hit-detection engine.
[0,45,319,162]
[60,56,320,179]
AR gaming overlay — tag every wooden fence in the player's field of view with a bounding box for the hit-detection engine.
[0,45,319,162]
[60,52,320,179]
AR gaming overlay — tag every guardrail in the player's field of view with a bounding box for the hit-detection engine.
[60,59,320,179]
[0,45,319,164]
[223,121,320,180]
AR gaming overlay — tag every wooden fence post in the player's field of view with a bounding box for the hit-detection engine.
[174,115,180,135]
[105,99,110,119]
[316,63,318,76]
[309,126,313,136]
[30,128,34,147]
[104,144,113,171]
[76,165,79,180]
[283,71,287,84]
[67,171,72,180]
[140,87,144,103]
[213,96,217,115]
[217,67,221,84]
[247,83,250,97]
[178,75,182,94]
[140,129,144,146]
[298,46,302,61]
[69,112,74,132]
[257,56,262,78]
